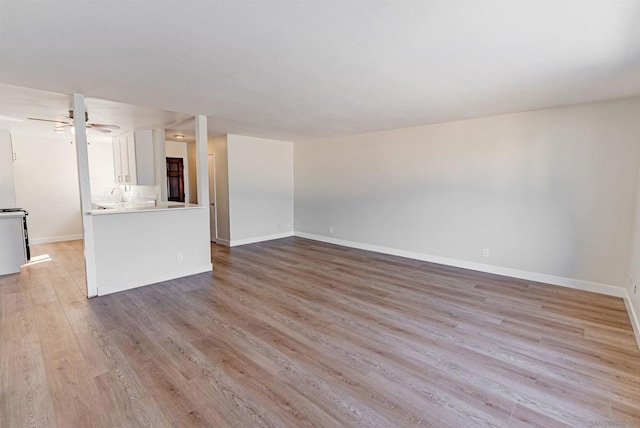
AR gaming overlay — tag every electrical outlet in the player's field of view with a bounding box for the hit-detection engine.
[176,252,183,263]
[329,226,334,234]
[482,248,490,257]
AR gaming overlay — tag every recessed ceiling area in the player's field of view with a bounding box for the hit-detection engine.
[1,2,640,138]
[0,84,192,140]
[165,117,197,144]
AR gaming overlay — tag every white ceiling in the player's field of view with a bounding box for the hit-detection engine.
[1,1,639,139]
[0,84,192,141]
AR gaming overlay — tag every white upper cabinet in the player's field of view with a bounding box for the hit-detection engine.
[0,130,17,207]
[113,130,154,186]
[113,134,124,183]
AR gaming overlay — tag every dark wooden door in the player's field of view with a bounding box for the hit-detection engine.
[166,157,185,202]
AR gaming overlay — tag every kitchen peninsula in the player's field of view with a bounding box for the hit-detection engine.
[91,201,199,214]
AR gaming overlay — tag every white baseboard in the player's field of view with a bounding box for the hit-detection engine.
[623,291,640,352]
[213,238,231,247]
[231,231,294,247]
[96,263,213,296]
[30,234,83,244]
[293,232,626,298]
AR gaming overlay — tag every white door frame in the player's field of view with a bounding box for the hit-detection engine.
[208,153,219,242]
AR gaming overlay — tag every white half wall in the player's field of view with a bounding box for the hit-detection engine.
[92,208,212,295]
[227,134,294,245]
[294,97,640,289]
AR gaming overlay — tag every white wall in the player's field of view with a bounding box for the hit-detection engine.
[295,97,640,290]
[628,162,640,339]
[209,136,230,243]
[227,134,294,244]
[10,133,118,243]
[166,140,190,203]
[87,139,116,201]
[11,133,83,243]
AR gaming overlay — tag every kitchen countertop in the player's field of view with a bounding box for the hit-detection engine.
[90,201,201,215]
[0,211,26,218]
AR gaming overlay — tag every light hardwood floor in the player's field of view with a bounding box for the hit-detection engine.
[1,237,639,427]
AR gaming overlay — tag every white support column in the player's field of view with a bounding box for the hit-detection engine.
[73,93,98,297]
[153,128,167,201]
[195,115,211,262]
[195,115,209,208]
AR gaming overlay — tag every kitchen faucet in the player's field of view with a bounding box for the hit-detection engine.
[111,187,124,202]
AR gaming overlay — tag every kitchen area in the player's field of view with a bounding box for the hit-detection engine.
[91,128,199,213]
[0,84,212,290]
[0,129,29,275]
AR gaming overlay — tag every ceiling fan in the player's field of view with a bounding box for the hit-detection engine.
[27,110,120,134]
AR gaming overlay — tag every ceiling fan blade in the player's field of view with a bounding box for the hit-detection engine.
[90,127,111,133]
[88,123,120,129]
[27,117,72,125]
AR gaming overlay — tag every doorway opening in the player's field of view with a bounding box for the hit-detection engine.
[166,157,185,202]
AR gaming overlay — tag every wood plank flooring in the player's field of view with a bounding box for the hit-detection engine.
[1,237,639,427]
